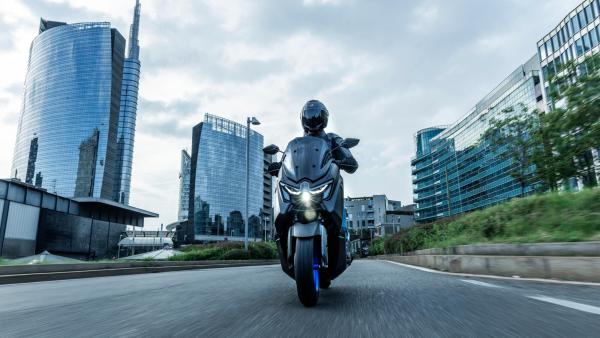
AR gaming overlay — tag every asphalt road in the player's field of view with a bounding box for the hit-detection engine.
[1,260,599,338]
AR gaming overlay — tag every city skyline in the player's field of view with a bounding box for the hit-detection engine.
[0,0,583,229]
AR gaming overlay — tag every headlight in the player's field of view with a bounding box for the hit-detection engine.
[309,182,331,195]
[280,181,333,203]
[281,183,302,196]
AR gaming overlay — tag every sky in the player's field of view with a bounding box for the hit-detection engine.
[0,0,582,229]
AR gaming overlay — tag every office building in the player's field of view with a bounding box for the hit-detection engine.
[537,0,600,104]
[537,0,600,186]
[187,114,264,242]
[11,1,142,205]
[178,149,191,221]
[412,56,545,223]
[345,194,402,230]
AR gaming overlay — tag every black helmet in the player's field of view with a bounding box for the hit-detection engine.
[301,99,329,132]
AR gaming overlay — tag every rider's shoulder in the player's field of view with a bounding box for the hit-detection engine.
[326,132,343,143]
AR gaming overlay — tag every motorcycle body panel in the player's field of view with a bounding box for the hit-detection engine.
[273,136,348,282]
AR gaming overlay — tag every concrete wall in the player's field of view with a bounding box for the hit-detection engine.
[36,209,126,259]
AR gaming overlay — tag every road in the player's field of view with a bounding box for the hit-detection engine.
[1,260,599,337]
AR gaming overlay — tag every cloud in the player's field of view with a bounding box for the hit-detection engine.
[0,0,584,228]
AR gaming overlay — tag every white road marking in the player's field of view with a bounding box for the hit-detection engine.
[528,295,600,315]
[382,260,600,287]
[461,279,502,288]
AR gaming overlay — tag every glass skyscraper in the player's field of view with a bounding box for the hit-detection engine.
[11,2,142,204]
[178,149,191,221]
[187,114,264,241]
[412,56,545,223]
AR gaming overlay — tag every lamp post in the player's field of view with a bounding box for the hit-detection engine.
[245,116,260,251]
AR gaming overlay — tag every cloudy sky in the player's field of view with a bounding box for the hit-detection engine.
[0,0,581,228]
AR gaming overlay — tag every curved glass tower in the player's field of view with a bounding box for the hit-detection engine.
[11,2,141,204]
[115,0,142,204]
[188,114,264,241]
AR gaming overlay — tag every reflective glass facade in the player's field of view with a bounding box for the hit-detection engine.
[12,21,124,198]
[537,0,600,105]
[188,114,264,240]
[178,149,191,221]
[537,0,600,186]
[115,1,142,204]
[412,56,544,223]
[11,2,142,205]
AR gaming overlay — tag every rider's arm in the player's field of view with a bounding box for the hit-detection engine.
[328,133,359,174]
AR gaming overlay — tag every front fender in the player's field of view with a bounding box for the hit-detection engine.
[291,221,320,238]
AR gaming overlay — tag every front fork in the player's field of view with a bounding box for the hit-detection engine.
[288,224,328,270]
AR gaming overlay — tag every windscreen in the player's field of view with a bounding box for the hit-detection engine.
[282,136,332,183]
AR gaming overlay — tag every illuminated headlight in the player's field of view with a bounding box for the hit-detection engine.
[301,191,311,204]
[281,181,333,202]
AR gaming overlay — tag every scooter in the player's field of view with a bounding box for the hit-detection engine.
[264,135,359,307]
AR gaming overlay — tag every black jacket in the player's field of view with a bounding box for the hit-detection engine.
[305,130,358,174]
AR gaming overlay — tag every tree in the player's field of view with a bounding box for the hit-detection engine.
[481,103,538,197]
[545,54,600,188]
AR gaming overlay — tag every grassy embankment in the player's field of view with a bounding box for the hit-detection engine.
[371,188,600,255]
[168,241,278,261]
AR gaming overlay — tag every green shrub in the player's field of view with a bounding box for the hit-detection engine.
[383,188,600,254]
[369,237,385,255]
[169,241,278,261]
[221,249,250,260]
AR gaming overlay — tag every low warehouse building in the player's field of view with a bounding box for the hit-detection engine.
[0,179,158,259]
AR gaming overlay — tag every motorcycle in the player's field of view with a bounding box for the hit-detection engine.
[264,135,359,307]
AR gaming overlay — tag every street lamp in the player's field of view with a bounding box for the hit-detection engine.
[245,116,260,251]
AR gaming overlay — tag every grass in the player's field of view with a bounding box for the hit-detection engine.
[168,241,278,261]
[384,188,600,254]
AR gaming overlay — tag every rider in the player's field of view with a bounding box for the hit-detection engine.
[301,100,358,263]
[301,99,358,174]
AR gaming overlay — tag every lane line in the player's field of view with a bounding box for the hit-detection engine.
[461,279,502,288]
[527,295,600,315]
[382,260,600,287]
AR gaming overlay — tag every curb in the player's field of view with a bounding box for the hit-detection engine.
[0,260,278,285]
[410,241,600,257]
[376,254,600,283]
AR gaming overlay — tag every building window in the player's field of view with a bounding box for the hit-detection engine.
[591,28,599,47]
[583,33,591,52]
[551,34,559,51]
[585,5,593,23]
[575,38,584,56]
[578,10,587,29]
[572,14,581,32]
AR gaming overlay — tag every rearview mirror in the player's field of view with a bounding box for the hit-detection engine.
[263,144,280,155]
[267,162,282,176]
[342,138,360,149]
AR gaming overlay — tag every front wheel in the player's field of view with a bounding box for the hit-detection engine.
[294,237,319,307]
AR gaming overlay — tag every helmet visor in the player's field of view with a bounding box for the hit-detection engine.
[302,108,325,131]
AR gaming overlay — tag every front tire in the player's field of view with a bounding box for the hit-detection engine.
[294,237,319,307]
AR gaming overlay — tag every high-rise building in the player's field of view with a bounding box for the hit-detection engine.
[187,114,264,242]
[115,0,142,204]
[11,2,142,204]
[536,0,600,187]
[412,56,545,223]
[178,149,191,221]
